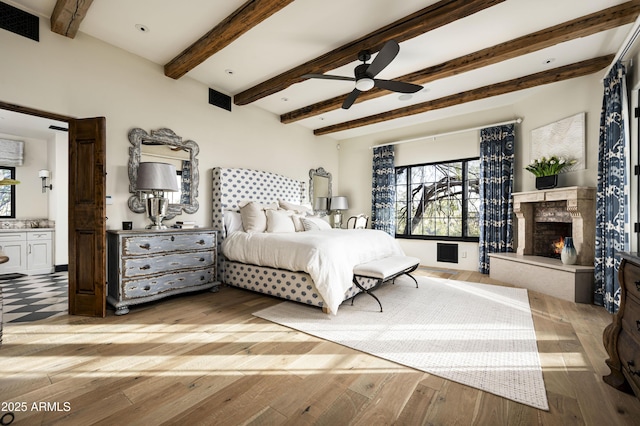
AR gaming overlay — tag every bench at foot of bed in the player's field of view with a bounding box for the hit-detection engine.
[351,256,420,312]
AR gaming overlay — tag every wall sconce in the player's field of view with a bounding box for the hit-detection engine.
[38,169,52,193]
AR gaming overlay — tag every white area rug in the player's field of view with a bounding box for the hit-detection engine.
[253,276,549,410]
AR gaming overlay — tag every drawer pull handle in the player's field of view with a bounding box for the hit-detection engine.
[200,276,205,281]
[139,243,150,250]
[171,236,175,242]
[140,265,151,270]
[199,257,205,262]
[637,320,640,332]
[198,239,205,245]
[143,285,150,291]
[628,361,640,377]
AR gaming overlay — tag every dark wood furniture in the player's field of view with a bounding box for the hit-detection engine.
[603,252,640,400]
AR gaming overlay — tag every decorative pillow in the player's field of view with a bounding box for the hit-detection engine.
[278,199,313,215]
[301,216,332,231]
[239,201,278,233]
[224,211,243,235]
[290,213,306,232]
[266,209,296,233]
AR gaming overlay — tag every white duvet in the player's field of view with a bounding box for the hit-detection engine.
[221,229,404,314]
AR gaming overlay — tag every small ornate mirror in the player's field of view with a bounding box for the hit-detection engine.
[128,128,199,219]
[309,167,332,215]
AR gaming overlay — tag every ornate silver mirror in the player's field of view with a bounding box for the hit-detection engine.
[128,128,199,219]
[309,167,332,215]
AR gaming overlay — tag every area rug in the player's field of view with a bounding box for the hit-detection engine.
[253,276,549,410]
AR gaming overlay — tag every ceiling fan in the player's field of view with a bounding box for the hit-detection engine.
[303,39,423,109]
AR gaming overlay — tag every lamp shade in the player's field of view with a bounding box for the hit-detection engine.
[38,169,51,178]
[314,197,328,211]
[136,162,179,191]
[330,196,348,210]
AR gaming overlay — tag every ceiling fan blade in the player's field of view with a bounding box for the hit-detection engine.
[342,89,361,109]
[365,40,400,77]
[303,74,355,82]
[374,79,423,93]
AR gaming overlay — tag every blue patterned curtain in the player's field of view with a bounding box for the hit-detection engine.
[478,124,515,274]
[180,160,192,204]
[595,61,630,314]
[371,145,396,235]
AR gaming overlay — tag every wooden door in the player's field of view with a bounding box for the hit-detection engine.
[68,117,106,317]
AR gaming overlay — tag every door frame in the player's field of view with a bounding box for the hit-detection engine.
[0,100,107,316]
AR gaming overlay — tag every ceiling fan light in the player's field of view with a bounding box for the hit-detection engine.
[355,78,374,91]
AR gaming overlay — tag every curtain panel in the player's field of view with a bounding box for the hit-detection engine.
[595,61,630,314]
[180,160,192,205]
[478,124,515,274]
[371,145,396,235]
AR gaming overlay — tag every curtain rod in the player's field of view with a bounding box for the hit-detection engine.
[371,118,522,149]
[603,15,640,78]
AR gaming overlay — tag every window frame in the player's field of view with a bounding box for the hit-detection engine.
[395,157,480,242]
[0,166,16,219]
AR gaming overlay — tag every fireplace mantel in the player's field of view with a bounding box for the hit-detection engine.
[513,186,596,266]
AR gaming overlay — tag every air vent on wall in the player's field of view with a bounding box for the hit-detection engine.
[0,1,39,42]
[209,88,232,112]
[49,125,68,132]
[437,243,458,264]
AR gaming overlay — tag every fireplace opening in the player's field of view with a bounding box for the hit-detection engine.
[533,222,572,259]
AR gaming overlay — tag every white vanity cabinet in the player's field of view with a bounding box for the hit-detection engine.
[0,229,55,275]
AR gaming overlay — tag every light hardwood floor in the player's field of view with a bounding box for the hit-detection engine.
[1,268,640,425]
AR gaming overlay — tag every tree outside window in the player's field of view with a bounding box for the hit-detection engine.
[0,166,16,218]
[395,158,480,240]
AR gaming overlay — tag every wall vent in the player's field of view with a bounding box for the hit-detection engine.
[437,243,458,264]
[0,1,39,42]
[209,88,232,111]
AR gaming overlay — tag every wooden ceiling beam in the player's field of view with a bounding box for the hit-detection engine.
[165,0,295,80]
[313,55,614,136]
[233,0,506,106]
[50,0,94,39]
[283,1,639,124]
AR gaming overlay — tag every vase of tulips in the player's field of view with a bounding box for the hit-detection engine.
[525,156,577,190]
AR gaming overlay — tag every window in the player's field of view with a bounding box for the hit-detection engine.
[0,166,16,218]
[395,158,480,240]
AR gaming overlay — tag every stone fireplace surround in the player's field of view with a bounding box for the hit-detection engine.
[489,187,596,303]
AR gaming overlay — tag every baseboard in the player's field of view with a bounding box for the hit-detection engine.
[55,264,68,272]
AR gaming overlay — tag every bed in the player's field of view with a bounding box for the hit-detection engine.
[211,167,404,314]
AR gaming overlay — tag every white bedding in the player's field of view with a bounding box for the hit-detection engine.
[221,229,404,314]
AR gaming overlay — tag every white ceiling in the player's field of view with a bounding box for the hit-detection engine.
[2,0,634,140]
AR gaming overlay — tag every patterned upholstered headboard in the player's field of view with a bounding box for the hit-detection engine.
[212,167,306,280]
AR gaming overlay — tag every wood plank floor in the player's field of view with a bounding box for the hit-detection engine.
[1,268,640,425]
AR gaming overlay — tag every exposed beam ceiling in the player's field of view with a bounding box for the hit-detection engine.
[313,55,614,136]
[50,0,94,39]
[282,1,640,124]
[233,0,506,106]
[164,0,295,80]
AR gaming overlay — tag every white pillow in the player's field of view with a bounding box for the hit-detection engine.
[301,216,332,231]
[290,213,306,232]
[266,209,296,233]
[224,211,243,235]
[278,199,313,215]
[239,201,278,233]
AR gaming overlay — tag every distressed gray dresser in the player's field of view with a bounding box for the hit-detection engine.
[107,228,218,315]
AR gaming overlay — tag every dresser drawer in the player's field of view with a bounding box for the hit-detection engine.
[122,268,214,299]
[122,251,215,278]
[122,232,215,256]
[618,328,640,394]
[623,260,640,300]
[27,231,52,241]
[0,232,26,242]
[621,293,640,344]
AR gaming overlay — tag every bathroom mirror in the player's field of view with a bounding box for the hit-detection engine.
[309,167,332,215]
[128,127,199,219]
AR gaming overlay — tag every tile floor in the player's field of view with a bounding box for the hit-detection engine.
[0,272,68,323]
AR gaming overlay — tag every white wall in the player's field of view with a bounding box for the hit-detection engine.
[338,74,603,270]
[0,18,338,234]
[0,133,49,219]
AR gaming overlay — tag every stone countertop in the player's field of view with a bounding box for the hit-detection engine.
[0,228,55,232]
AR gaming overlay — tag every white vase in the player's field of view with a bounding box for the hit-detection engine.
[561,237,578,265]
